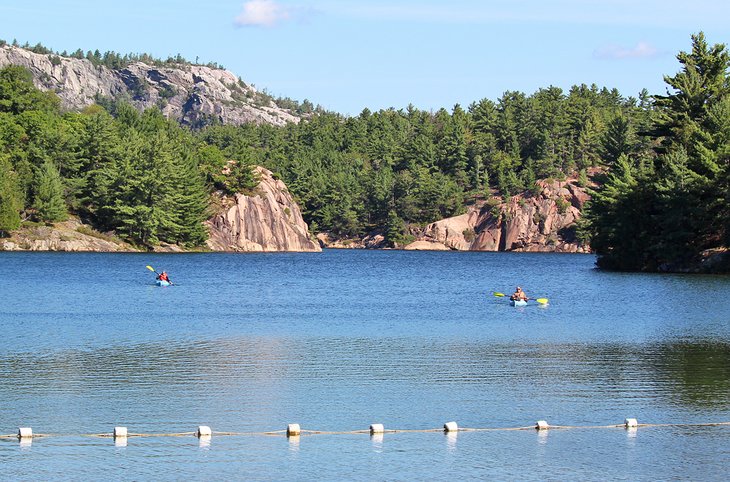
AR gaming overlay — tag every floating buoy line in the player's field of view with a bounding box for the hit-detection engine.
[1,419,729,444]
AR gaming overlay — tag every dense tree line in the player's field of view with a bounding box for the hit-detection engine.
[1,56,639,246]
[198,86,650,245]
[581,33,730,271]
[1,33,728,269]
[0,65,213,246]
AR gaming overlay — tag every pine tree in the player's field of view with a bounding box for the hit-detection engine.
[77,109,121,221]
[162,142,210,247]
[0,154,22,235]
[601,114,635,166]
[32,159,67,223]
[384,209,407,247]
[586,32,730,271]
[653,32,730,171]
[0,65,60,114]
[583,155,657,270]
[98,130,169,246]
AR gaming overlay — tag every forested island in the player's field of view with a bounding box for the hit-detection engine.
[0,33,728,272]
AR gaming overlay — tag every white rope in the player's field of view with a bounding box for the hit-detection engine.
[3,421,728,440]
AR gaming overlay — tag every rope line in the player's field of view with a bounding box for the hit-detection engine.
[2,421,728,440]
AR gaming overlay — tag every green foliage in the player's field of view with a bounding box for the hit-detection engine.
[91,109,210,247]
[586,31,730,271]
[0,154,22,235]
[216,86,635,238]
[577,169,589,187]
[384,210,408,247]
[32,159,67,223]
[0,65,60,114]
[5,34,727,265]
[556,196,571,214]
[11,39,223,70]
[582,155,658,270]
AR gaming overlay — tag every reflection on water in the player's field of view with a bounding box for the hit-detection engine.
[1,250,729,479]
[370,432,384,451]
[1,337,728,432]
[652,342,730,408]
[445,431,458,451]
[198,435,212,450]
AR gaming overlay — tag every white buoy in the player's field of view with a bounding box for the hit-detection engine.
[536,420,549,430]
[624,418,638,428]
[113,427,128,438]
[196,426,212,437]
[287,424,301,436]
[443,421,458,432]
[18,427,32,439]
[370,423,385,434]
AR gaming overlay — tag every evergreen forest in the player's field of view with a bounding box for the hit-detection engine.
[1,33,728,271]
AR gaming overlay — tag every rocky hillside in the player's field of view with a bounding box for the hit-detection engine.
[0,44,299,127]
[206,167,320,252]
[406,178,591,252]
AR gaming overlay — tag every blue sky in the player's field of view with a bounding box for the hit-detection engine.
[1,0,728,115]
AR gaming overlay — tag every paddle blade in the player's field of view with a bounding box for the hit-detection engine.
[493,292,505,297]
[535,298,549,304]
[146,265,156,272]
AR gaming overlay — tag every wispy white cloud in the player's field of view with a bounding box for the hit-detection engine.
[234,0,291,27]
[593,41,661,60]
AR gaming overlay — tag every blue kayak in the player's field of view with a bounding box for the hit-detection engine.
[155,279,171,287]
[509,299,527,306]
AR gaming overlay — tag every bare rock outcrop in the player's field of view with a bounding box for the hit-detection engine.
[404,240,450,251]
[316,231,387,249]
[1,218,130,252]
[0,45,299,127]
[411,178,591,253]
[206,167,320,252]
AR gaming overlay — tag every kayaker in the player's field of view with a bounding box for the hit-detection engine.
[510,286,528,301]
[157,271,170,283]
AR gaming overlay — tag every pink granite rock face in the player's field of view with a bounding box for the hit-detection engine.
[205,167,321,252]
[413,179,591,253]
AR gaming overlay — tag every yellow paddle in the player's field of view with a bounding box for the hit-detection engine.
[146,265,173,285]
[492,291,548,304]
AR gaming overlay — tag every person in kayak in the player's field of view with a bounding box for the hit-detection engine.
[510,286,529,301]
[157,271,170,283]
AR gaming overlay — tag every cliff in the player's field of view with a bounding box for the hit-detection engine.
[408,178,591,252]
[0,45,299,127]
[205,167,321,252]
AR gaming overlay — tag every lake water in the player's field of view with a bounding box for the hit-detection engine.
[1,250,729,480]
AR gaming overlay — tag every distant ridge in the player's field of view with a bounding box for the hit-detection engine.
[0,44,301,127]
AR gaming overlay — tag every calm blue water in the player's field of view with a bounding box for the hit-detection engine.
[1,250,729,480]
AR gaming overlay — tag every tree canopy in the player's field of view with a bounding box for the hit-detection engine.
[583,32,730,271]
[1,32,728,270]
